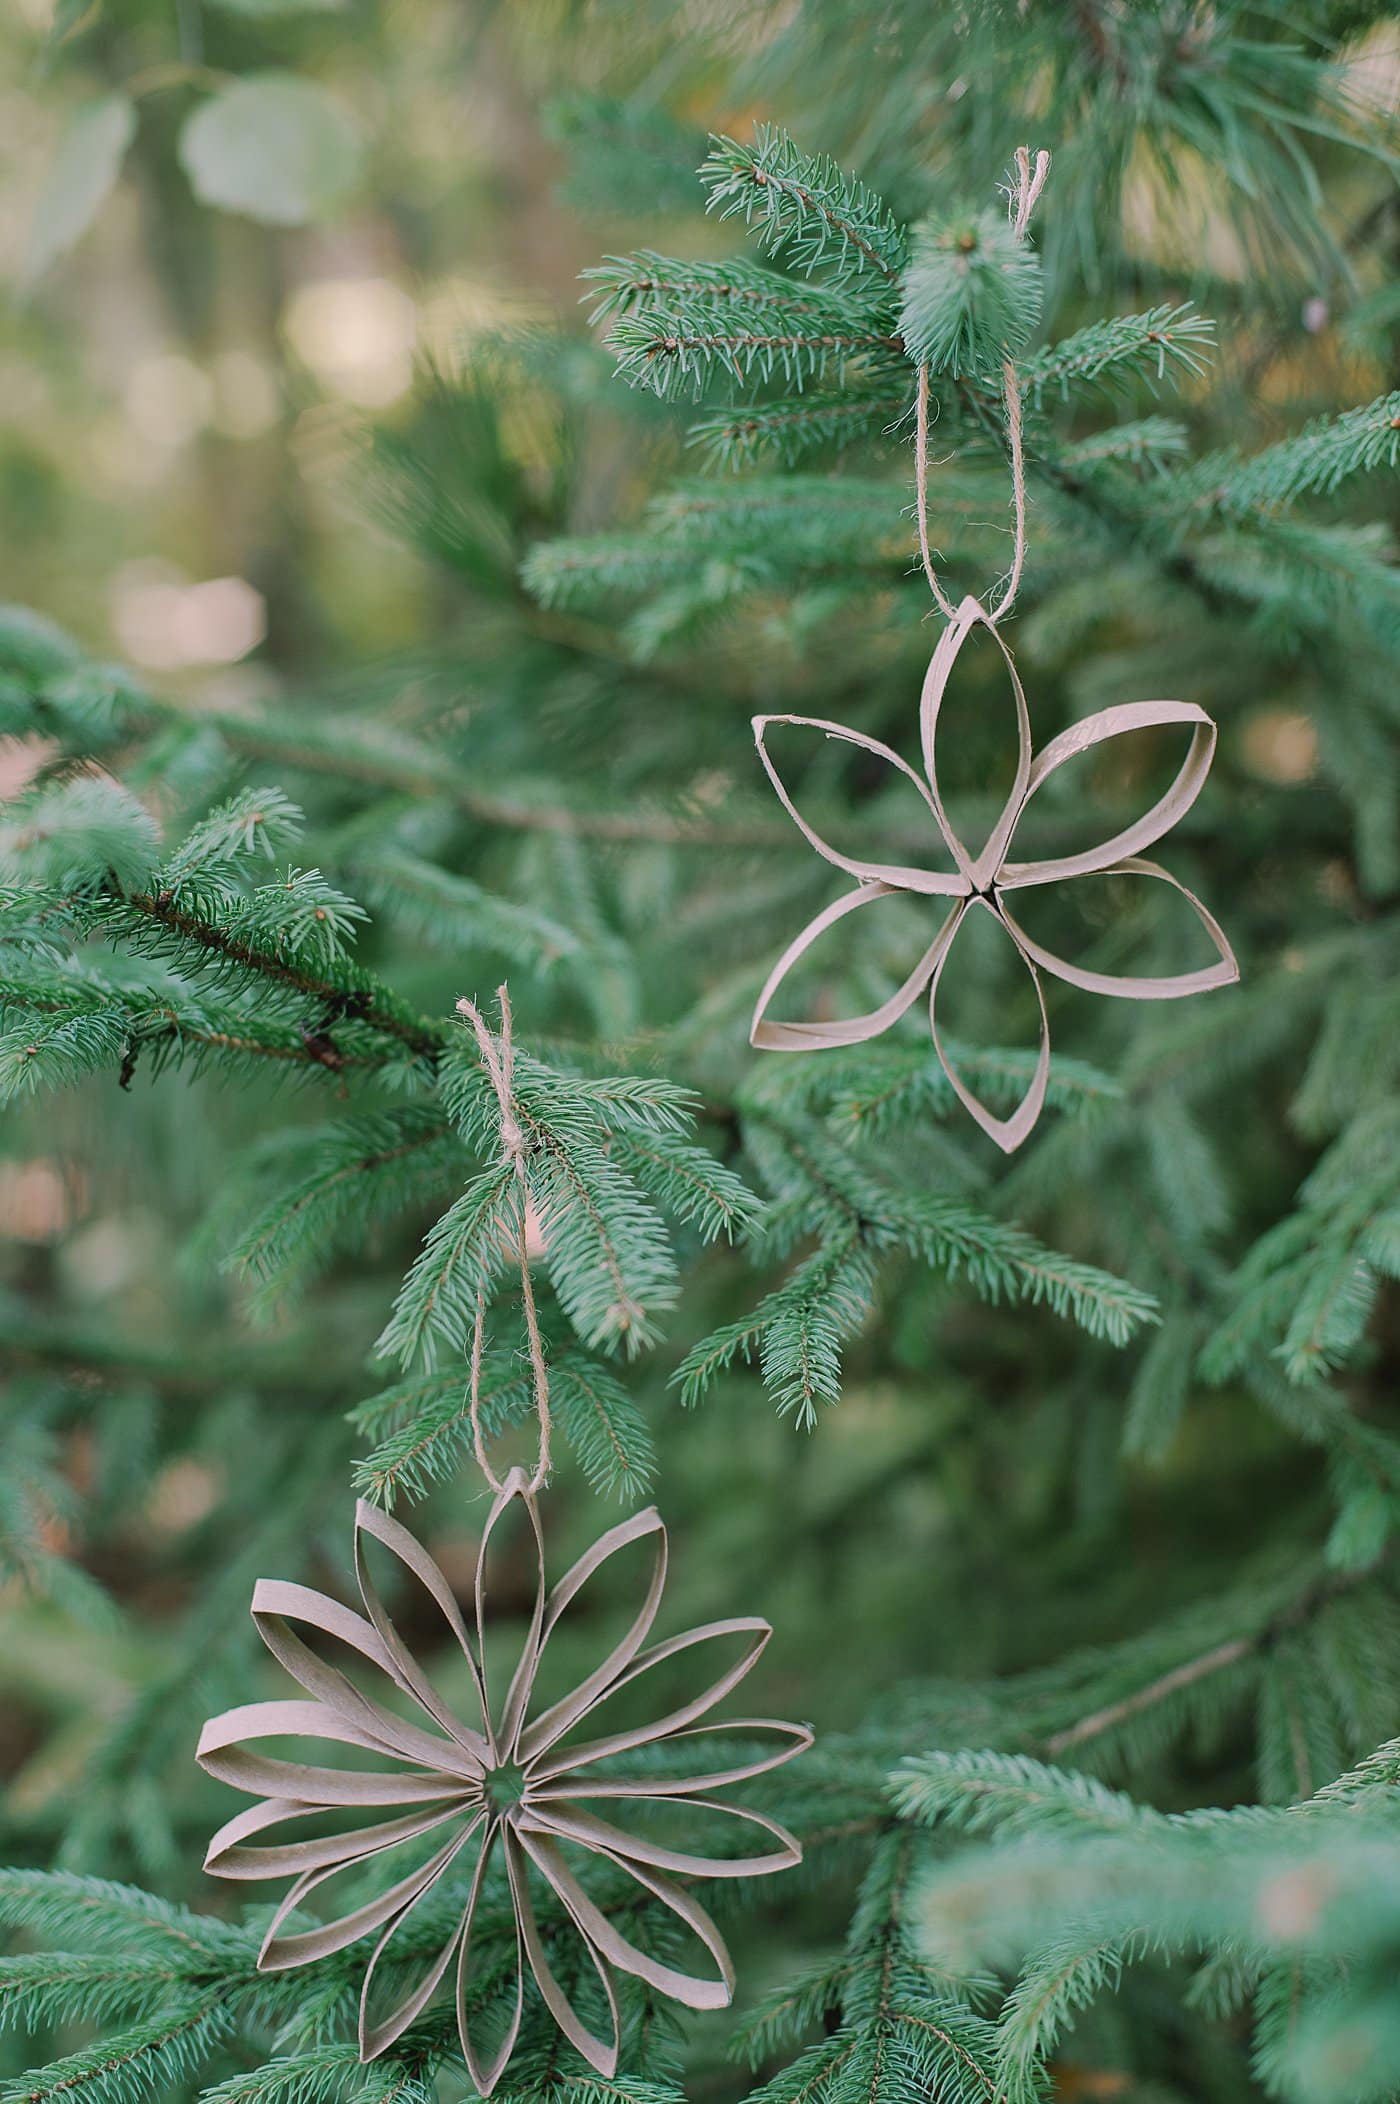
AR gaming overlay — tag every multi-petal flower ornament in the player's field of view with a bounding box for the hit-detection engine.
[197,1473,811,2095]
[751,595,1238,1151]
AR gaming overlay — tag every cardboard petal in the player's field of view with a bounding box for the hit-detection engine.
[517,1827,734,2014]
[752,713,962,894]
[354,1500,492,1760]
[1000,699,1219,887]
[356,1819,485,2056]
[250,1578,480,1776]
[197,1699,470,1806]
[531,1717,813,1800]
[266,1815,479,1974]
[919,595,1034,889]
[999,855,1240,998]
[205,1794,468,1883]
[928,897,1051,1154]
[505,1827,621,2080]
[515,1501,668,1765]
[530,1616,776,1783]
[455,1823,525,2097]
[751,885,966,1053]
[472,1477,549,1763]
[527,1796,804,1880]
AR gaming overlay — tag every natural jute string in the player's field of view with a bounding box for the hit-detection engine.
[914,145,1051,627]
[456,985,552,1493]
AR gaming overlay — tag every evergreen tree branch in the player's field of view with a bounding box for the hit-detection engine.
[699,128,906,286]
[688,387,909,469]
[120,888,442,1063]
[1044,1635,1256,1757]
[0,2000,235,2104]
[1042,1565,1379,1760]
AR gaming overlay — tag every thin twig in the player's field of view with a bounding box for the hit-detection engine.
[125,890,442,1061]
[1044,1563,1379,1757]
[1044,1637,1253,1756]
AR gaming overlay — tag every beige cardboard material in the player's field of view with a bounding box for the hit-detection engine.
[198,1474,811,2093]
[751,594,1238,1151]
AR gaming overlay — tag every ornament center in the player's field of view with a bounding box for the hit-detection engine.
[484,1760,530,1817]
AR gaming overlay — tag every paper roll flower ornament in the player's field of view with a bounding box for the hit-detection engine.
[197,1473,811,2094]
[751,595,1238,1151]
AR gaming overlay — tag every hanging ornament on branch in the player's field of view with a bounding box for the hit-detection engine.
[197,989,811,2095]
[749,149,1238,1152]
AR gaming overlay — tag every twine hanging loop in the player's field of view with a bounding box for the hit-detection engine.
[456,985,551,1495]
[915,144,1050,629]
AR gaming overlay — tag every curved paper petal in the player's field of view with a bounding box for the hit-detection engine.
[455,1822,525,2097]
[999,856,1240,998]
[355,1818,485,2056]
[506,1826,621,2079]
[515,1503,667,1766]
[751,885,965,1054]
[251,1578,483,1776]
[928,898,1050,1154]
[265,1813,479,1973]
[204,1793,468,1882]
[517,1827,734,2015]
[196,1699,475,1804]
[452,1817,524,2095]
[531,1717,813,1800]
[528,1617,776,1783]
[472,1474,549,1763]
[753,714,962,895]
[999,700,1219,888]
[919,595,1033,889]
[528,1797,803,1880]
[354,1501,491,1760]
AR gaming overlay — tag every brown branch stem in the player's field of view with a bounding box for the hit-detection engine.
[1044,1637,1253,1757]
[125,890,442,1061]
[1044,1564,1380,1757]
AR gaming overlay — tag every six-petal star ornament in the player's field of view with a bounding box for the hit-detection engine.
[751,595,1238,1150]
[197,1472,811,2095]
